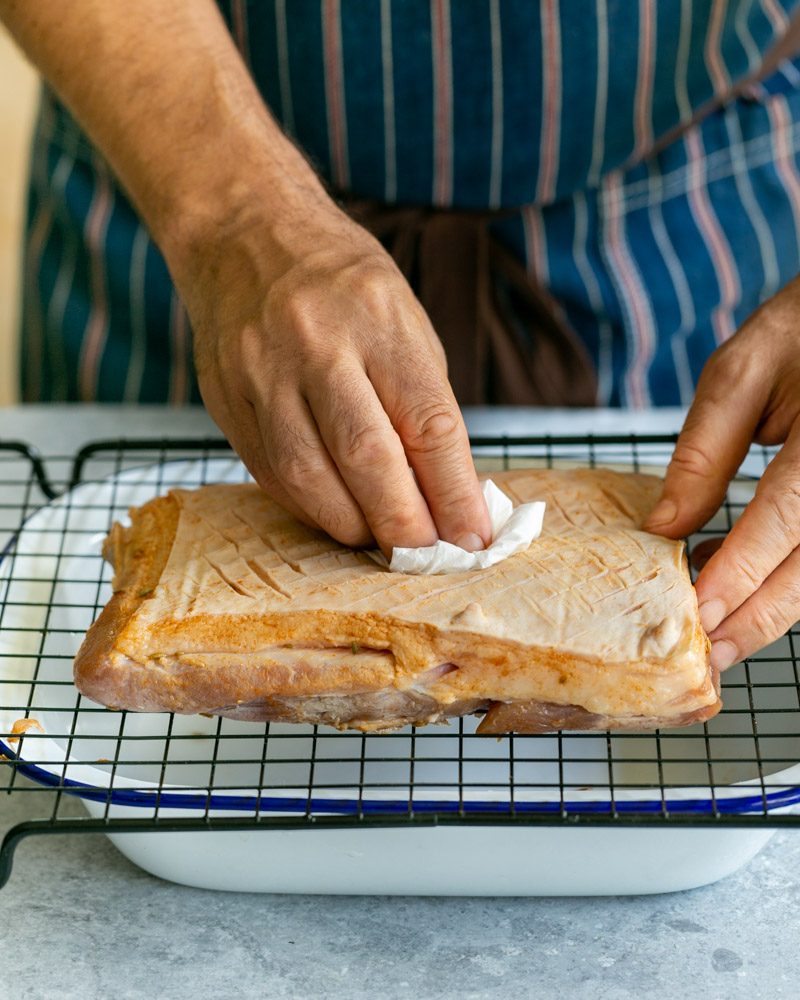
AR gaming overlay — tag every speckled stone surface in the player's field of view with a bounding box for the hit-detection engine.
[2,407,800,1000]
[3,780,800,1000]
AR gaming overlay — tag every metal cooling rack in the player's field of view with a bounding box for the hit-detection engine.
[2,434,800,890]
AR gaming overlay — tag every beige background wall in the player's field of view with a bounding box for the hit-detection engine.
[0,26,39,405]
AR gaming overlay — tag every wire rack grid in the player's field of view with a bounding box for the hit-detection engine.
[2,434,800,889]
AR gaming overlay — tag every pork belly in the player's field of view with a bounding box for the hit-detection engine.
[74,468,718,733]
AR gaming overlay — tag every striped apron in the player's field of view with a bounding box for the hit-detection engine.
[21,0,800,407]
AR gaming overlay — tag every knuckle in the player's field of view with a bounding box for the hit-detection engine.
[748,599,791,644]
[287,315,319,356]
[369,505,423,539]
[758,483,800,540]
[398,400,460,455]
[323,258,399,325]
[279,451,321,491]
[278,457,307,491]
[338,423,394,470]
[270,285,323,352]
[314,499,371,548]
[730,549,764,591]
[777,574,800,610]
[434,489,480,523]
[351,261,396,305]
[273,427,324,490]
[338,525,374,549]
[708,340,746,377]
[324,363,364,401]
[668,439,716,480]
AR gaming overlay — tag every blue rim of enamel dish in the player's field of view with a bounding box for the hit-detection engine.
[1,737,800,815]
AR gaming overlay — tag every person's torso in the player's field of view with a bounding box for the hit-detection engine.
[24,0,800,409]
[216,0,800,207]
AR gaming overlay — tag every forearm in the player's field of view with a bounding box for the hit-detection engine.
[0,0,331,280]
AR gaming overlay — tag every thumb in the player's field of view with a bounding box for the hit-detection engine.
[644,352,765,538]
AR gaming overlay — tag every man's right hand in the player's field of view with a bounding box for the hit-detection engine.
[186,203,491,555]
[0,0,490,555]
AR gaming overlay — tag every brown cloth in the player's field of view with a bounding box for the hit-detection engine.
[346,201,597,407]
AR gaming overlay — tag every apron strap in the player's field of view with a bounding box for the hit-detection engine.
[346,201,597,406]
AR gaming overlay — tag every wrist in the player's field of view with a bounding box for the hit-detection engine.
[155,130,337,292]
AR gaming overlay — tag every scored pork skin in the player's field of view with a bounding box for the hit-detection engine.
[74,468,717,732]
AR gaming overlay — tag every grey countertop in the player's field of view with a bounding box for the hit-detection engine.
[2,404,800,1000]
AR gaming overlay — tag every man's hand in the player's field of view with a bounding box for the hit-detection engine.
[645,274,800,671]
[187,203,491,554]
[0,0,490,554]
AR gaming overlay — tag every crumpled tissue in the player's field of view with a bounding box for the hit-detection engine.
[387,480,546,574]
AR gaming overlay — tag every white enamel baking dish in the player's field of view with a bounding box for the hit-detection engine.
[2,458,798,896]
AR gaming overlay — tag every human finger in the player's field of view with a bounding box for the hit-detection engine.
[644,348,768,539]
[305,364,440,554]
[694,418,800,634]
[256,390,373,547]
[213,392,321,528]
[369,353,491,550]
[707,543,800,671]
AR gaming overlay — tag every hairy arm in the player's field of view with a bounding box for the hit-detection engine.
[0,0,324,273]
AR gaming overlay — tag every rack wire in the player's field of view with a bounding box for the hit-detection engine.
[2,434,800,890]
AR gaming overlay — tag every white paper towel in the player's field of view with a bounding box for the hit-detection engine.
[387,480,546,574]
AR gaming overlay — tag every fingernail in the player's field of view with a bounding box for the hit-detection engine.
[645,498,678,528]
[699,598,726,634]
[455,532,485,553]
[710,639,739,672]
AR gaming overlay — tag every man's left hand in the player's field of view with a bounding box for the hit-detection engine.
[645,274,800,672]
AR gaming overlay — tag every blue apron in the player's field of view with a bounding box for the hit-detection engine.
[21,0,800,406]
